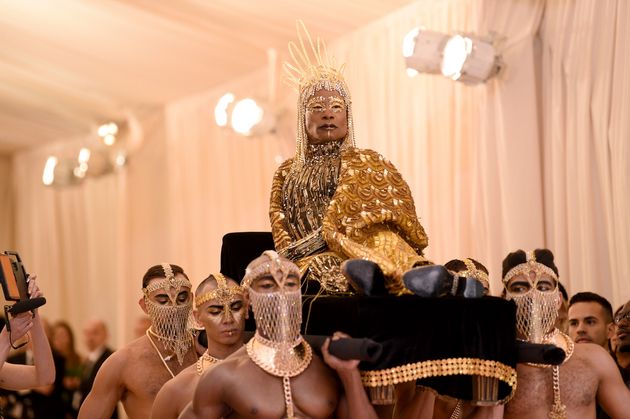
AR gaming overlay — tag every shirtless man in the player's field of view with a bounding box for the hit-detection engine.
[180,251,378,419]
[501,249,630,419]
[78,263,197,419]
[151,273,246,419]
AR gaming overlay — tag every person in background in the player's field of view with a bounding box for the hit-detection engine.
[79,319,117,418]
[52,320,84,418]
[568,292,613,348]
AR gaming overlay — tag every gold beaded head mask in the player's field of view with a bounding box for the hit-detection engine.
[242,251,302,344]
[283,20,356,173]
[142,263,193,364]
[446,258,490,294]
[503,251,560,343]
[195,273,244,325]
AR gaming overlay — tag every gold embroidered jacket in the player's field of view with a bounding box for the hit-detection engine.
[270,147,429,294]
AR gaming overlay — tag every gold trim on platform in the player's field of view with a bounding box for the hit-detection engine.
[360,357,517,404]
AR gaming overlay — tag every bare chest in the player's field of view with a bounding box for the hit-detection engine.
[506,359,598,417]
[227,366,338,419]
[122,350,194,412]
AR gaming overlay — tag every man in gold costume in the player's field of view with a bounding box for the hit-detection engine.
[270,22,432,296]
[151,273,246,419]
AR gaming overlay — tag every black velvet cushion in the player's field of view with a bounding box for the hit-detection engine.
[220,232,275,282]
[301,295,517,402]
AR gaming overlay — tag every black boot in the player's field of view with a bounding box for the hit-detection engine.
[402,265,453,297]
[403,265,487,298]
[453,277,486,298]
[341,259,387,296]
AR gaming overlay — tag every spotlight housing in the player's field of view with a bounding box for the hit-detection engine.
[404,27,501,84]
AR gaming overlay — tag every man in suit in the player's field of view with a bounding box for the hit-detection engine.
[79,319,117,418]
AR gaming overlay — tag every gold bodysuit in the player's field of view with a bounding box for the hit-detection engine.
[270,143,430,295]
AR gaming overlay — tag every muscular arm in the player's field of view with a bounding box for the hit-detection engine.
[151,375,183,419]
[180,366,230,419]
[592,346,630,419]
[78,352,125,419]
[321,334,378,419]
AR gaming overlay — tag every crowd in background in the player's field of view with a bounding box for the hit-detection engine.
[0,315,150,419]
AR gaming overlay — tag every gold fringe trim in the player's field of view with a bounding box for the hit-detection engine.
[361,357,517,403]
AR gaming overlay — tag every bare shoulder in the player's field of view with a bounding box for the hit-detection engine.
[160,363,197,393]
[198,347,248,388]
[572,343,617,372]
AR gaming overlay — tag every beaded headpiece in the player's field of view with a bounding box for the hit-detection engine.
[447,258,490,292]
[241,250,301,290]
[502,251,559,286]
[283,20,356,173]
[195,273,243,308]
[142,263,192,300]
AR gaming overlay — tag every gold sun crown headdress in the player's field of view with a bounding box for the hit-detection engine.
[283,20,356,172]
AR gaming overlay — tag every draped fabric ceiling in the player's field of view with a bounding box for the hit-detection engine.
[1,0,629,351]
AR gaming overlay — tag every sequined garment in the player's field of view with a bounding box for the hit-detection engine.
[282,141,342,245]
[271,146,430,295]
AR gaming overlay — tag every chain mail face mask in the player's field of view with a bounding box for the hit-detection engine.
[507,288,559,343]
[503,251,560,343]
[143,263,193,364]
[249,288,302,344]
[243,250,312,419]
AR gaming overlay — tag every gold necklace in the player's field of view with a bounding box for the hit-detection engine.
[146,329,175,378]
[449,399,463,419]
[196,352,221,376]
[526,329,575,368]
[522,328,573,419]
[246,333,313,419]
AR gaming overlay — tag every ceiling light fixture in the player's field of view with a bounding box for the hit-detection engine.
[404,27,501,84]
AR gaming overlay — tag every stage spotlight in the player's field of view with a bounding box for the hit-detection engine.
[404,28,501,84]
[215,93,235,127]
[231,98,264,136]
[403,28,449,77]
[42,156,58,186]
[98,122,118,146]
[441,35,500,84]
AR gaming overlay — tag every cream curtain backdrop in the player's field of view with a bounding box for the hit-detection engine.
[540,1,630,308]
[8,0,630,349]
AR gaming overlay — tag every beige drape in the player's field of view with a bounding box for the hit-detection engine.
[6,0,630,349]
[0,156,14,252]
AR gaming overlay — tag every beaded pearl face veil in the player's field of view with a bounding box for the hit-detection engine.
[142,263,193,365]
[283,20,356,174]
[242,251,312,419]
[503,251,560,344]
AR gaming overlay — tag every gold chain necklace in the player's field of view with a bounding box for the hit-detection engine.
[522,328,573,419]
[196,352,221,376]
[449,399,463,419]
[146,329,176,378]
[246,333,313,419]
[526,329,575,368]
